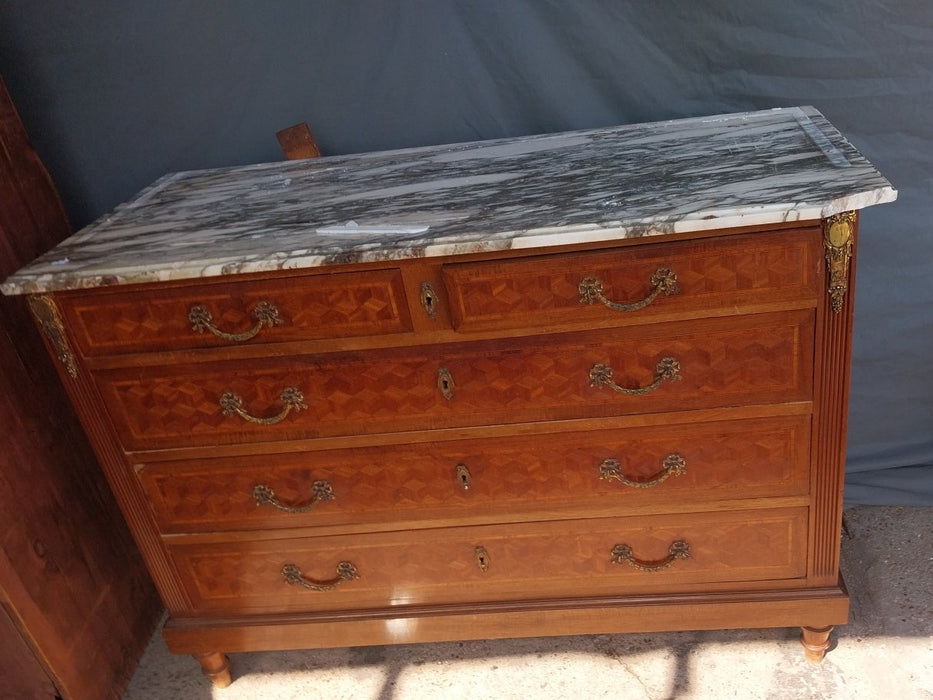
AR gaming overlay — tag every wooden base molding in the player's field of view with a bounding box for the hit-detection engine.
[165,583,849,660]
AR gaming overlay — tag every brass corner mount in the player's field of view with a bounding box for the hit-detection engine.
[27,294,78,378]
[822,211,857,314]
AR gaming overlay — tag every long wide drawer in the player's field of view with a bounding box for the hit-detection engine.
[57,267,413,356]
[97,310,813,451]
[169,507,809,614]
[140,415,811,533]
[443,227,821,333]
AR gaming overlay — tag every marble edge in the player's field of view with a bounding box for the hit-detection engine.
[117,106,802,181]
[38,105,834,233]
[0,190,897,296]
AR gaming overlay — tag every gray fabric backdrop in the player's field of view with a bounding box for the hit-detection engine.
[1,1,930,504]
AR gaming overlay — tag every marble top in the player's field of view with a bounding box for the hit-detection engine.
[1,106,896,295]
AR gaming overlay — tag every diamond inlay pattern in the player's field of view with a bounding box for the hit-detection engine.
[444,229,818,331]
[142,414,810,532]
[170,508,807,614]
[62,268,411,355]
[98,310,812,450]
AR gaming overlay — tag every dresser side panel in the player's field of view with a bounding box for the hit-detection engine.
[25,293,192,615]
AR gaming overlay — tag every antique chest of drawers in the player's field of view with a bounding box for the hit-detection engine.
[2,107,896,687]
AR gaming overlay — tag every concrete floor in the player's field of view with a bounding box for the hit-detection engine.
[122,506,932,699]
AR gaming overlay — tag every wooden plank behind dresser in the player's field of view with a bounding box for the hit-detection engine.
[0,74,161,700]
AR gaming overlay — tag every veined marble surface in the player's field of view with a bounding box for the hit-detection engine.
[2,106,896,295]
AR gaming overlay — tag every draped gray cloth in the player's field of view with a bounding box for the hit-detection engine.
[1,1,930,504]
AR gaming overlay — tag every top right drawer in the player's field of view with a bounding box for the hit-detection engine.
[442,227,821,333]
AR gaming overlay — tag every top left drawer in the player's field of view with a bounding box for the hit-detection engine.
[57,268,413,357]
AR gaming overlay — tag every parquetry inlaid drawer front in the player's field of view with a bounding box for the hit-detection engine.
[169,507,808,614]
[442,228,821,333]
[139,415,811,533]
[57,268,412,356]
[97,310,813,451]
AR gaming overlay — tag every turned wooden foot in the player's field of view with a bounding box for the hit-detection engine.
[194,651,232,687]
[800,625,834,663]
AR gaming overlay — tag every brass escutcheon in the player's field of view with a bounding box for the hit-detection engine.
[455,464,472,490]
[437,367,455,400]
[420,281,439,318]
[474,546,491,572]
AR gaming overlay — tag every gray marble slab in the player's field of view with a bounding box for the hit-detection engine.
[1,106,896,295]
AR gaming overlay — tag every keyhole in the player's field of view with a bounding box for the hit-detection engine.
[437,368,455,399]
[420,281,438,318]
[455,463,472,490]
[474,546,490,572]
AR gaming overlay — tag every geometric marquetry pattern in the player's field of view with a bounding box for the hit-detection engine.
[143,414,811,532]
[171,508,807,613]
[445,229,818,330]
[99,310,813,450]
[63,268,410,355]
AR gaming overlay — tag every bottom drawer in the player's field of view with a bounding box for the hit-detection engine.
[170,507,807,614]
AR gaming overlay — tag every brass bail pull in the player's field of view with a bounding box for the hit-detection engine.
[579,268,679,312]
[611,540,691,572]
[189,301,282,342]
[253,480,335,513]
[589,357,681,396]
[220,387,307,425]
[282,562,358,591]
[599,454,687,488]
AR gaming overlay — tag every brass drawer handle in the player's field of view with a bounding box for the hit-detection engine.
[188,301,282,342]
[281,562,358,591]
[599,454,686,488]
[253,480,335,513]
[579,268,679,312]
[611,540,690,572]
[589,357,681,396]
[220,387,306,424]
